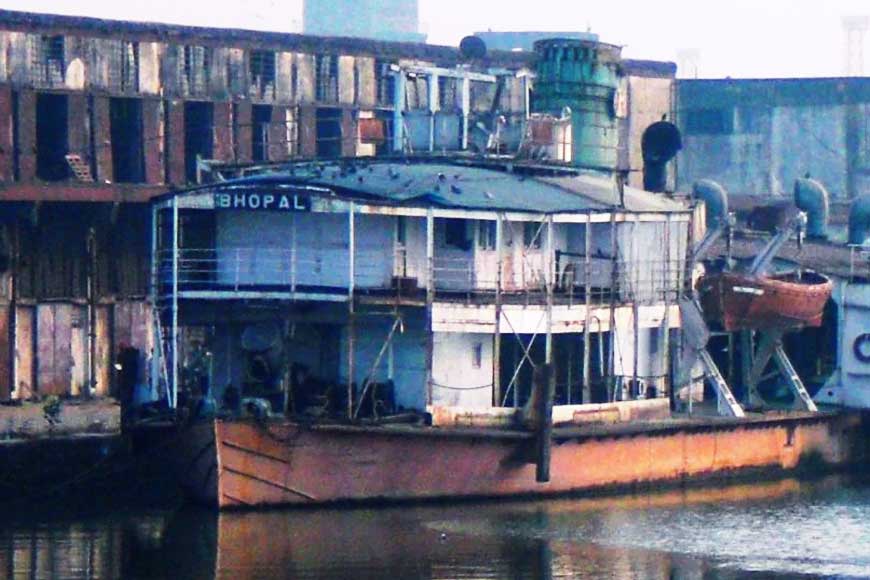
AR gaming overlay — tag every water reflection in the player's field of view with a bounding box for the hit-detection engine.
[1,477,868,579]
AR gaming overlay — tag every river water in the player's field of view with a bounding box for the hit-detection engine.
[2,476,870,579]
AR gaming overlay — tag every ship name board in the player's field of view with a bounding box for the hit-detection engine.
[214,192,312,212]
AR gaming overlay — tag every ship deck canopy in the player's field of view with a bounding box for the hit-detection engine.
[153,159,689,217]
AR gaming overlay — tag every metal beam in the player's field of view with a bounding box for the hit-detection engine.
[171,196,179,410]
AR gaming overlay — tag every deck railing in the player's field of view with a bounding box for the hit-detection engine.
[156,247,688,306]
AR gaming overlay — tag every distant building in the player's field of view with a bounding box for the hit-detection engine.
[473,31,598,52]
[304,0,426,43]
[676,77,870,199]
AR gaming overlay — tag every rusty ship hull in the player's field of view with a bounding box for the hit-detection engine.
[175,413,860,509]
[697,271,833,332]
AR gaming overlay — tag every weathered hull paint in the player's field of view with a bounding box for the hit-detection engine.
[177,412,863,509]
[699,271,833,331]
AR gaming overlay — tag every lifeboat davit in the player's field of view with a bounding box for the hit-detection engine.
[697,270,833,332]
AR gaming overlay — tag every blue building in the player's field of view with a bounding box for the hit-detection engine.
[303,0,426,43]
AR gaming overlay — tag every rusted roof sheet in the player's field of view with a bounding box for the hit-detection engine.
[709,232,861,280]
[182,160,689,214]
[0,9,530,66]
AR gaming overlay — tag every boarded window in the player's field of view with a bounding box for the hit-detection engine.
[315,55,339,102]
[29,35,65,87]
[685,108,734,135]
[250,50,276,100]
[109,41,139,92]
[110,98,144,183]
[183,45,211,97]
[375,60,396,107]
[36,93,69,181]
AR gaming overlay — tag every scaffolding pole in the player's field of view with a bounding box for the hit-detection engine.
[347,202,356,420]
[582,214,592,404]
[545,215,554,366]
[493,214,504,406]
[608,212,618,402]
[171,196,179,410]
[425,208,435,406]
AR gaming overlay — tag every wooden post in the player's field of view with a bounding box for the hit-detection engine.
[425,209,435,406]
[493,215,503,406]
[347,202,356,420]
[535,363,555,483]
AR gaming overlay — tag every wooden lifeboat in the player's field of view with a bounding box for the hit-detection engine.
[697,270,833,332]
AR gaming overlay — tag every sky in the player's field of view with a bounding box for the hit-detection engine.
[3,0,870,78]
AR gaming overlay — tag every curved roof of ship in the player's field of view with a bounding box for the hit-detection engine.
[162,159,688,214]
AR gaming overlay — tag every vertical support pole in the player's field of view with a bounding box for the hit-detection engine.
[608,213,618,402]
[534,363,555,483]
[347,202,356,420]
[149,203,159,399]
[290,212,297,294]
[428,73,438,153]
[662,215,671,399]
[425,208,435,406]
[10,219,18,400]
[493,214,503,407]
[545,216,554,362]
[582,214,592,404]
[740,330,753,405]
[171,196,179,410]
[392,71,406,153]
[460,76,471,151]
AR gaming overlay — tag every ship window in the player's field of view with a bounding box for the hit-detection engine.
[523,222,543,250]
[443,219,470,250]
[438,77,457,111]
[685,108,734,135]
[478,220,496,250]
[472,342,483,369]
[396,216,407,245]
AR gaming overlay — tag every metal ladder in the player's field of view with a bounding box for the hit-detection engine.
[699,350,746,418]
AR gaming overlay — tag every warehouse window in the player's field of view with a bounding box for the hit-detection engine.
[29,35,65,87]
[183,45,211,96]
[110,98,144,183]
[315,54,339,102]
[684,108,734,135]
[184,101,214,182]
[35,93,69,181]
[375,60,396,107]
[250,50,276,100]
[252,104,272,162]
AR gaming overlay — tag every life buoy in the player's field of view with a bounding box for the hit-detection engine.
[853,334,870,363]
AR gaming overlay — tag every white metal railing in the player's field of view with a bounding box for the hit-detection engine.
[156,247,689,304]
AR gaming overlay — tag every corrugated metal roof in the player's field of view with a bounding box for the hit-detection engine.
[204,161,687,214]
